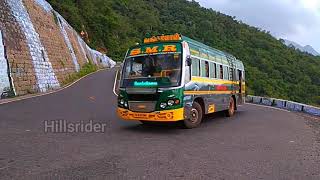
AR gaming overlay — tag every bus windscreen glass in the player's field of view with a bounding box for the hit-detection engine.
[121,53,182,88]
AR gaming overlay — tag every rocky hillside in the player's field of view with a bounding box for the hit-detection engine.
[283,39,320,56]
[0,0,115,98]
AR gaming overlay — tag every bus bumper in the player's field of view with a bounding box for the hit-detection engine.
[117,107,185,122]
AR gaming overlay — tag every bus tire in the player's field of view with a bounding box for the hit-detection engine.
[183,101,203,128]
[140,121,155,126]
[226,97,235,117]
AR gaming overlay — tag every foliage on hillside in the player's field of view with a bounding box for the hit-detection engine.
[47,0,320,105]
[62,62,98,85]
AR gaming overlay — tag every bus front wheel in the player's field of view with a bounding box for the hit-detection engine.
[184,101,203,129]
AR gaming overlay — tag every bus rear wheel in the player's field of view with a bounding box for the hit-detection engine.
[226,97,235,117]
[184,101,203,129]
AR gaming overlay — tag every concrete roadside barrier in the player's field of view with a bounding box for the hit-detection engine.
[303,105,320,116]
[286,101,304,112]
[252,96,262,104]
[261,97,273,106]
[246,95,320,117]
[245,96,253,103]
[273,99,286,109]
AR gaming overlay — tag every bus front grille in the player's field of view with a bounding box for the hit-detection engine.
[128,101,156,113]
[127,94,160,101]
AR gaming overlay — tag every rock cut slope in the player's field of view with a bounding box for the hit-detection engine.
[0,0,115,99]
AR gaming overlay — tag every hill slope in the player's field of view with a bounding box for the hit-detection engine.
[47,0,320,106]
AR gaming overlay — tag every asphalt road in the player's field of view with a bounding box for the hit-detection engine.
[0,68,319,180]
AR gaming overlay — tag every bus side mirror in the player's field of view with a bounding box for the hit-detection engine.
[186,57,192,66]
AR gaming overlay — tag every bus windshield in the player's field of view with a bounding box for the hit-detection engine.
[121,53,182,88]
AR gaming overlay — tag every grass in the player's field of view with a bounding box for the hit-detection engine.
[52,10,59,25]
[62,62,98,86]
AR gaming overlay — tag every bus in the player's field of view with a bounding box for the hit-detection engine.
[117,34,245,128]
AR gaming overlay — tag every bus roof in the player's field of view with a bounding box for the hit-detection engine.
[181,36,244,70]
[138,34,244,70]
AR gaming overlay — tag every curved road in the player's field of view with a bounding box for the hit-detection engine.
[0,69,319,180]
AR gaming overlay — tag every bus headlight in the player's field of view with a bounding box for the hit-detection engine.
[120,99,125,105]
[124,102,128,108]
[167,100,175,106]
[160,103,167,109]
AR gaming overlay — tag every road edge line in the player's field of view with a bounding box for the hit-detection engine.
[0,68,109,106]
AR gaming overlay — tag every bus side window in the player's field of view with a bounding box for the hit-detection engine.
[201,61,209,78]
[191,58,200,76]
[214,63,217,78]
[209,62,216,78]
[224,66,229,80]
[237,69,242,81]
[230,68,234,81]
[219,65,223,79]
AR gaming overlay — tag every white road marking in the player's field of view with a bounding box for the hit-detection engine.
[245,103,291,113]
[113,70,119,97]
[0,69,107,106]
[0,165,9,170]
[0,160,15,170]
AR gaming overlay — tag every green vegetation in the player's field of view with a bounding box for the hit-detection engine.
[63,62,98,85]
[47,0,320,106]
